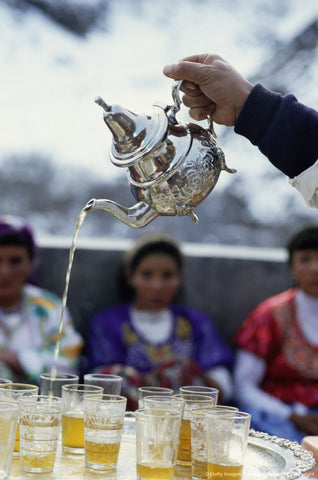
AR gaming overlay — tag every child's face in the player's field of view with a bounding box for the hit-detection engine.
[128,252,181,311]
[291,249,318,297]
[0,245,32,307]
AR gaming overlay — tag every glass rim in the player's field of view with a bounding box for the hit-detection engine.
[206,410,251,420]
[0,383,38,391]
[173,393,216,402]
[135,408,181,419]
[144,395,185,402]
[84,394,127,403]
[61,384,104,393]
[191,405,239,416]
[84,373,122,381]
[138,386,174,393]
[179,385,219,393]
[40,372,79,380]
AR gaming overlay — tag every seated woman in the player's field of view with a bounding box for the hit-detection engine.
[234,225,318,443]
[0,215,83,384]
[83,234,233,409]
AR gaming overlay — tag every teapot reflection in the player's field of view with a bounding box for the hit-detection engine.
[84,81,236,228]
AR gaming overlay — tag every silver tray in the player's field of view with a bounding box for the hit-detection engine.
[10,418,315,479]
[244,429,315,479]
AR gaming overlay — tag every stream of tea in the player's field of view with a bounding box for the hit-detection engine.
[50,208,88,387]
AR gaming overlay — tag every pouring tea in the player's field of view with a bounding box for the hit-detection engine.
[84,81,236,228]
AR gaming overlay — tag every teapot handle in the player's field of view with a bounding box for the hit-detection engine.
[168,80,217,138]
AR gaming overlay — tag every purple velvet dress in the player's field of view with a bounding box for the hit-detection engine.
[84,303,232,409]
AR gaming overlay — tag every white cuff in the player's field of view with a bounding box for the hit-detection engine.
[289,160,318,208]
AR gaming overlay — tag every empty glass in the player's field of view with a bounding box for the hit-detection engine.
[138,386,173,408]
[84,373,122,394]
[40,372,79,397]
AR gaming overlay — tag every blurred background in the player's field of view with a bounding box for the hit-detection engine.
[1,0,318,246]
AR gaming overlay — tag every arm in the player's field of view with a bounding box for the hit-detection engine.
[234,349,294,418]
[234,350,318,434]
[235,84,318,178]
[163,54,318,205]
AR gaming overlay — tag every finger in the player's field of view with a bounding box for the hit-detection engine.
[163,61,207,83]
[189,104,216,121]
[182,93,213,108]
[181,53,223,64]
[180,81,201,95]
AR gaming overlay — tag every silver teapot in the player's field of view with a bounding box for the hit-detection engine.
[84,81,236,227]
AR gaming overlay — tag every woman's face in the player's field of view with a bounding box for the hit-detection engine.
[0,245,32,307]
[128,252,182,310]
[291,249,318,297]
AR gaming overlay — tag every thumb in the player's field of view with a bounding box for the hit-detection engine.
[163,60,206,83]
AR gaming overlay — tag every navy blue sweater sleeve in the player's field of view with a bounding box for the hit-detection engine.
[234,84,318,178]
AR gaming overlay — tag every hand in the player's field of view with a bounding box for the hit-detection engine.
[163,54,253,126]
[290,412,318,436]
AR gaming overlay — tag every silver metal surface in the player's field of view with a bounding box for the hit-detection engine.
[85,80,236,228]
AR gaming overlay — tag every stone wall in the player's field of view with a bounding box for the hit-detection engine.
[34,238,291,347]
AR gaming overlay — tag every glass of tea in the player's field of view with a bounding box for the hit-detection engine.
[173,393,216,466]
[83,394,127,471]
[61,383,103,454]
[19,395,63,473]
[206,410,251,480]
[135,408,181,480]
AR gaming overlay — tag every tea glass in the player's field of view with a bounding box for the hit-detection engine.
[179,385,219,400]
[138,386,173,408]
[191,405,239,480]
[173,393,216,466]
[0,383,39,454]
[84,373,122,394]
[61,383,103,454]
[40,372,79,397]
[19,395,63,473]
[0,402,19,479]
[143,395,185,418]
[135,408,182,480]
[206,410,251,480]
[84,394,127,471]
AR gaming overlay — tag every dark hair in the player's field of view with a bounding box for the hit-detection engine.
[287,225,318,263]
[117,234,183,302]
[0,216,38,261]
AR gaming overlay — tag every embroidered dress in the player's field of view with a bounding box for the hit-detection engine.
[234,288,318,442]
[0,283,83,384]
[84,303,233,409]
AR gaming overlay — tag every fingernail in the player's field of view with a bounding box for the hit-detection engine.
[163,64,174,75]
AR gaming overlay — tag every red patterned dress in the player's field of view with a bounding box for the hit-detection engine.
[234,288,318,441]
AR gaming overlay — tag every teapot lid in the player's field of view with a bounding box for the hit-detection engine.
[96,97,168,168]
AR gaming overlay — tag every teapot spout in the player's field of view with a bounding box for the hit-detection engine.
[83,198,158,228]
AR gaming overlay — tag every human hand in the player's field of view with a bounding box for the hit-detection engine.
[290,412,318,435]
[163,54,253,126]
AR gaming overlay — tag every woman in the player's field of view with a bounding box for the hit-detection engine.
[0,215,83,384]
[234,226,318,442]
[84,234,233,409]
